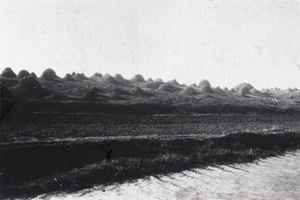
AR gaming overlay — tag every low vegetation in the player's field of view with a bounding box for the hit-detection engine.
[1,132,299,198]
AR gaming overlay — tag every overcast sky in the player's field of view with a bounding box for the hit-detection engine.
[1,0,300,89]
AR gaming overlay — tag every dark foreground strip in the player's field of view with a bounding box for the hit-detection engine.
[0,132,299,199]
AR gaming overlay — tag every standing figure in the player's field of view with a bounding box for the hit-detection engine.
[106,142,113,163]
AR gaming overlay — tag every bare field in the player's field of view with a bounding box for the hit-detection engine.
[1,113,300,142]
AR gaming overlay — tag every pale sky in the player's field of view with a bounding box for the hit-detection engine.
[1,0,300,89]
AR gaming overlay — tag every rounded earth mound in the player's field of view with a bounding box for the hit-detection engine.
[1,68,17,78]
[131,74,146,82]
[12,76,51,97]
[180,87,199,95]
[158,84,182,92]
[198,80,213,93]
[64,73,75,81]
[17,70,30,79]
[40,68,59,79]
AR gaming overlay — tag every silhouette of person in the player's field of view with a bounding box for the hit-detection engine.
[106,142,113,163]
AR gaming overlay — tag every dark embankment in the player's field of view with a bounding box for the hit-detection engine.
[7,101,299,116]
[1,132,299,199]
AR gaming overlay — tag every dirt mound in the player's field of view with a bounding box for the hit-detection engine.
[73,73,88,80]
[131,74,146,82]
[249,88,262,95]
[30,73,37,78]
[234,83,253,95]
[17,70,30,79]
[198,80,213,93]
[189,83,197,87]
[90,73,103,80]
[180,87,199,95]
[230,88,236,93]
[12,76,51,97]
[167,79,180,86]
[114,74,128,83]
[271,87,281,91]
[158,84,183,92]
[234,83,262,96]
[214,87,227,95]
[102,74,118,84]
[155,78,164,83]
[18,76,42,89]
[200,84,214,93]
[40,68,59,80]
[198,79,211,87]
[146,78,154,82]
[130,86,151,96]
[64,73,75,81]
[1,68,16,78]
[143,82,164,90]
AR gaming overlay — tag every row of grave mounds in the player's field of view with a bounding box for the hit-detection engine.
[0,68,237,96]
[1,68,298,100]
[0,68,55,99]
[1,68,37,80]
